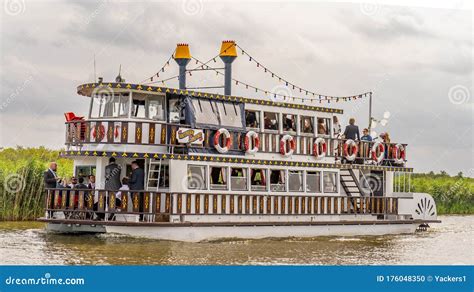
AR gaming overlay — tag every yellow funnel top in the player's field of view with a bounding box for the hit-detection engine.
[175,43,191,59]
[219,40,237,57]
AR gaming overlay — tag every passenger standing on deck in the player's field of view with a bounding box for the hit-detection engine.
[361,128,373,141]
[343,118,360,141]
[44,162,61,189]
[105,157,122,191]
[87,175,96,189]
[115,177,130,210]
[332,116,342,161]
[332,116,342,138]
[360,128,373,158]
[129,161,145,218]
[129,161,144,190]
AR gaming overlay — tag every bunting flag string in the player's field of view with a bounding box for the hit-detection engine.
[141,51,176,84]
[235,43,371,102]
[191,57,370,104]
[139,42,371,103]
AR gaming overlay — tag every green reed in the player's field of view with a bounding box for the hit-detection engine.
[397,172,474,215]
[0,147,72,221]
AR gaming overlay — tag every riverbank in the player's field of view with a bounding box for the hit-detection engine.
[0,147,472,220]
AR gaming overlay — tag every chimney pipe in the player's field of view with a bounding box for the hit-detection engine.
[219,40,237,96]
[174,43,191,90]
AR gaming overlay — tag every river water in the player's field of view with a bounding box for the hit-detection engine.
[0,216,472,265]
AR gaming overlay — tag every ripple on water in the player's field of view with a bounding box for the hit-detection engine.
[0,216,472,265]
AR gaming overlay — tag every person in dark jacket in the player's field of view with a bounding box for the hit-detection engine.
[129,161,145,219]
[105,157,122,191]
[44,162,61,189]
[129,161,145,190]
[74,177,88,189]
[343,118,360,141]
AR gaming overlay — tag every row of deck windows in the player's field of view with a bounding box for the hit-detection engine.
[188,165,338,193]
[246,110,332,135]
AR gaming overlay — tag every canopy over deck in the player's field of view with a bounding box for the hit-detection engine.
[77,82,344,115]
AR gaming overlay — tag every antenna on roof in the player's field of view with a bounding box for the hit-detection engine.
[115,64,124,82]
[93,53,96,82]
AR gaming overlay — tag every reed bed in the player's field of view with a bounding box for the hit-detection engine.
[0,147,72,221]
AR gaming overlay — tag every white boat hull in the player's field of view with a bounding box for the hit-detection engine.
[47,222,419,242]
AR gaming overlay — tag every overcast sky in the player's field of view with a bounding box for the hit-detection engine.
[0,0,472,176]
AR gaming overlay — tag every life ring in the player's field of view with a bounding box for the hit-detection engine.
[343,139,358,161]
[313,137,327,160]
[214,128,232,153]
[114,125,120,139]
[244,131,260,155]
[280,134,295,157]
[92,124,105,141]
[392,143,406,164]
[371,141,385,163]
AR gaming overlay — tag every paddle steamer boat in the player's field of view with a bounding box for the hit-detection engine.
[39,41,440,241]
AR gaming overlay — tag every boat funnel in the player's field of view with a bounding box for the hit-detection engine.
[174,43,191,90]
[219,40,237,96]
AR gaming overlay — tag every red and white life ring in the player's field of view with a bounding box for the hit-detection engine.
[371,141,385,163]
[392,143,406,164]
[92,124,105,141]
[313,137,327,160]
[244,131,260,155]
[214,128,232,153]
[280,134,295,157]
[343,139,358,161]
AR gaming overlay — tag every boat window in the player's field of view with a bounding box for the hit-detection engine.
[191,98,243,128]
[283,114,296,132]
[131,95,165,120]
[264,112,279,131]
[192,99,219,125]
[300,116,314,134]
[323,171,338,193]
[288,170,303,192]
[317,118,330,135]
[90,93,130,119]
[148,97,165,120]
[168,98,182,124]
[230,167,248,191]
[270,169,286,192]
[245,110,260,129]
[210,166,228,190]
[118,95,129,117]
[250,168,267,191]
[306,171,321,193]
[75,166,96,183]
[187,165,207,190]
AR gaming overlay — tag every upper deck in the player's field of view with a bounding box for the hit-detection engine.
[63,81,411,173]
